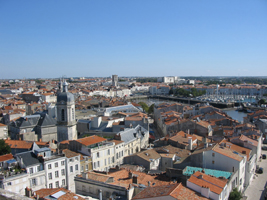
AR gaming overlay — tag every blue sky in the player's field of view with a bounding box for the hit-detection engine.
[0,0,267,79]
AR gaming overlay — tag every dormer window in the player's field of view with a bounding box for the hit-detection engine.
[61,109,65,121]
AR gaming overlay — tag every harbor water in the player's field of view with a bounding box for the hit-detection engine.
[223,109,248,123]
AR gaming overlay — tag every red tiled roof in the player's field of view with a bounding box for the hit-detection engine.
[0,123,7,127]
[34,188,85,200]
[62,149,80,158]
[76,135,106,146]
[188,171,227,195]
[5,140,33,149]
[133,183,209,200]
[219,139,251,160]
[0,154,13,162]
[212,143,244,162]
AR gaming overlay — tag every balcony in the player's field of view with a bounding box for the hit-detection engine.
[90,142,114,152]
[30,170,45,177]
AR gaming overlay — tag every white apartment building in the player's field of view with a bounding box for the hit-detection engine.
[43,154,66,190]
[149,86,170,95]
[63,149,81,193]
[111,140,125,166]
[114,125,149,157]
[1,146,81,195]
[157,76,178,83]
[202,144,247,192]
[69,135,116,172]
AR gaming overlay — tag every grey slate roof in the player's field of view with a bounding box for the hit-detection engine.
[37,113,56,127]
[0,89,14,95]
[57,92,74,103]
[11,112,56,128]
[16,151,43,167]
[116,125,148,144]
[14,115,40,128]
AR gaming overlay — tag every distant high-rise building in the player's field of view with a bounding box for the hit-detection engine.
[112,75,118,87]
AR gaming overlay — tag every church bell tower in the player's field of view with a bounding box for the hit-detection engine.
[56,80,77,142]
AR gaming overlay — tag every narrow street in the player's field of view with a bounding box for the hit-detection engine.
[244,147,267,200]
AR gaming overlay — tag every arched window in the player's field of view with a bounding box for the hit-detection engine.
[72,108,74,120]
[61,109,65,121]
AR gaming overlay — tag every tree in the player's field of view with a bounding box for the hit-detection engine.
[229,188,242,200]
[258,99,266,106]
[148,104,154,114]
[0,139,11,155]
[138,102,149,113]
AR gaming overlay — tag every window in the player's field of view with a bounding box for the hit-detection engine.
[75,164,78,171]
[7,182,12,186]
[94,162,96,169]
[70,158,73,162]
[121,151,123,157]
[61,161,65,166]
[55,162,58,168]
[48,173,52,180]
[108,149,110,155]
[48,164,51,169]
[212,161,215,164]
[105,159,107,166]
[56,181,59,188]
[112,157,114,163]
[70,166,73,172]
[49,183,53,188]
[37,166,40,172]
[81,166,84,172]
[240,178,242,185]
[116,153,118,159]
[61,109,65,121]
[29,168,33,174]
[212,153,215,157]
[32,178,37,186]
[97,152,100,158]
[55,171,59,177]
[61,169,65,175]
[86,165,88,171]
[106,192,110,198]
[62,179,65,186]
[108,158,110,164]
[97,161,100,167]
[72,108,74,120]
[75,156,78,161]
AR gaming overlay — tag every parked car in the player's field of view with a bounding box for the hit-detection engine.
[263,154,267,159]
[257,167,263,174]
[263,140,267,144]
[262,146,267,151]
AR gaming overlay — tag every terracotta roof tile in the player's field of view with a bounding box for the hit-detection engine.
[133,183,209,200]
[0,153,13,162]
[109,168,172,187]
[76,135,106,146]
[34,188,85,200]
[62,149,80,158]
[5,139,33,149]
[212,143,244,162]
[188,171,227,195]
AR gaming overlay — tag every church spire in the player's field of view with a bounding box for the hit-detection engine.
[63,80,68,92]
